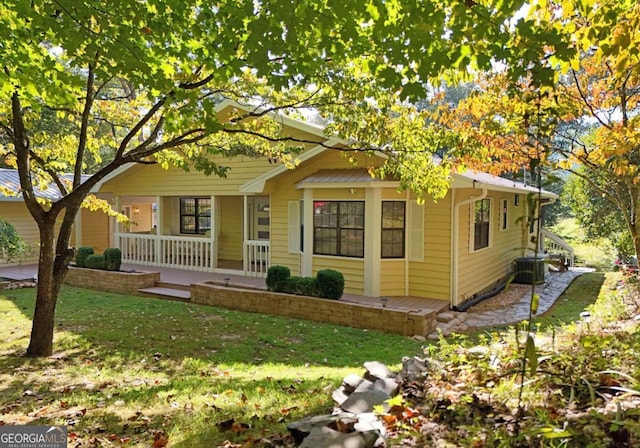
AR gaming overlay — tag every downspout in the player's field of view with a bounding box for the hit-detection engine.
[451,182,487,310]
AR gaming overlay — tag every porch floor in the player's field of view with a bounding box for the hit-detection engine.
[0,263,450,314]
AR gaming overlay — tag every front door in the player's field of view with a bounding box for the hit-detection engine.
[249,196,270,241]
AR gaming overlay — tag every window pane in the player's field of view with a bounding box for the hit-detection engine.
[314,228,338,255]
[382,229,404,258]
[382,201,405,228]
[181,198,195,215]
[198,216,211,234]
[340,229,364,257]
[181,216,196,234]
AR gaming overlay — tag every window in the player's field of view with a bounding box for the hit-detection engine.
[501,199,508,231]
[313,201,364,257]
[180,198,211,235]
[381,201,405,258]
[473,198,490,251]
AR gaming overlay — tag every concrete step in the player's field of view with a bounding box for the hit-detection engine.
[138,286,190,301]
[154,281,190,292]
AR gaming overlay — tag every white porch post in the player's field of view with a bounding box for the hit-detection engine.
[114,195,121,250]
[210,195,217,271]
[243,195,249,274]
[302,188,314,277]
[155,196,161,265]
[364,188,381,297]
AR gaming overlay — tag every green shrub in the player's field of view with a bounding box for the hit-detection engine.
[85,254,106,270]
[104,248,122,271]
[266,265,291,291]
[316,269,345,299]
[283,276,318,296]
[75,247,94,268]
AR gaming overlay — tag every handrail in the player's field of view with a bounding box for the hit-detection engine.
[116,233,213,272]
[243,240,270,277]
[540,228,574,267]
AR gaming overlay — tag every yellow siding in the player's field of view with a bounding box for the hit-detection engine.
[126,202,153,233]
[80,209,110,253]
[457,191,526,303]
[313,257,365,295]
[0,202,40,265]
[102,158,275,196]
[408,194,452,301]
[0,202,83,266]
[380,260,406,296]
[218,196,243,261]
[269,186,302,275]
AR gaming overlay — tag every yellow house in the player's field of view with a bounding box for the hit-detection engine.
[93,101,571,310]
[0,169,110,267]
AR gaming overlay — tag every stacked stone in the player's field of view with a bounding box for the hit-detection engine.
[287,358,431,448]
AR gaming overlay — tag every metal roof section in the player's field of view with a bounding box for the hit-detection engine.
[0,168,89,201]
[453,169,558,198]
[295,168,400,189]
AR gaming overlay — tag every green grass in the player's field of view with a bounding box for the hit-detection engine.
[0,286,425,447]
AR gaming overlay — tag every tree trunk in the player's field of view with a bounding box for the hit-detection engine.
[25,220,67,357]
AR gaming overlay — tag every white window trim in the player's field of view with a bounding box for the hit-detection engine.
[470,197,492,253]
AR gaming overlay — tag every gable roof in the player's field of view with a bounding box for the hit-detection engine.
[0,168,90,202]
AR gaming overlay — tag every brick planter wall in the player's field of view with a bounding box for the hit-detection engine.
[191,283,437,337]
[65,266,160,295]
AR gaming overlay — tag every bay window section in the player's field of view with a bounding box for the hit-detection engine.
[313,201,364,257]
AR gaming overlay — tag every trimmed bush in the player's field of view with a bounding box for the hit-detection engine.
[283,276,318,296]
[75,247,94,268]
[104,248,122,271]
[266,265,291,291]
[85,254,106,270]
[316,269,345,299]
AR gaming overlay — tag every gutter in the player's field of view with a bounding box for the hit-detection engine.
[450,182,487,309]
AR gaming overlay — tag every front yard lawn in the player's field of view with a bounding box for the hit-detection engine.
[0,286,424,447]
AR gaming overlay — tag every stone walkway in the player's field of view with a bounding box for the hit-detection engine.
[431,267,593,337]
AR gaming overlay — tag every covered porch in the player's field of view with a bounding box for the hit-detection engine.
[112,194,271,277]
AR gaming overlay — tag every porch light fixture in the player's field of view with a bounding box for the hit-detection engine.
[133,206,140,214]
[514,194,520,206]
[380,297,388,308]
[349,188,357,195]
[224,277,230,287]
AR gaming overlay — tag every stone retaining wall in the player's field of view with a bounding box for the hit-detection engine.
[65,267,160,295]
[191,283,437,337]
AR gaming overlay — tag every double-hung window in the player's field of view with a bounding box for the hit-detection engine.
[381,201,405,258]
[473,198,491,251]
[313,201,364,257]
[180,198,211,235]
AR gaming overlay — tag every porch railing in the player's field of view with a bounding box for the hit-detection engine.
[116,233,213,272]
[244,240,270,277]
[540,228,574,267]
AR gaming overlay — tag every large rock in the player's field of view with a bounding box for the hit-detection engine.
[287,414,358,445]
[340,389,391,414]
[299,426,379,448]
[363,361,395,381]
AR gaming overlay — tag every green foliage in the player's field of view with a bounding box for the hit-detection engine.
[266,265,291,291]
[85,254,106,270]
[316,269,345,300]
[282,276,319,297]
[103,248,122,272]
[75,247,94,268]
[267,265,344,299]
[0,217,29,262]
